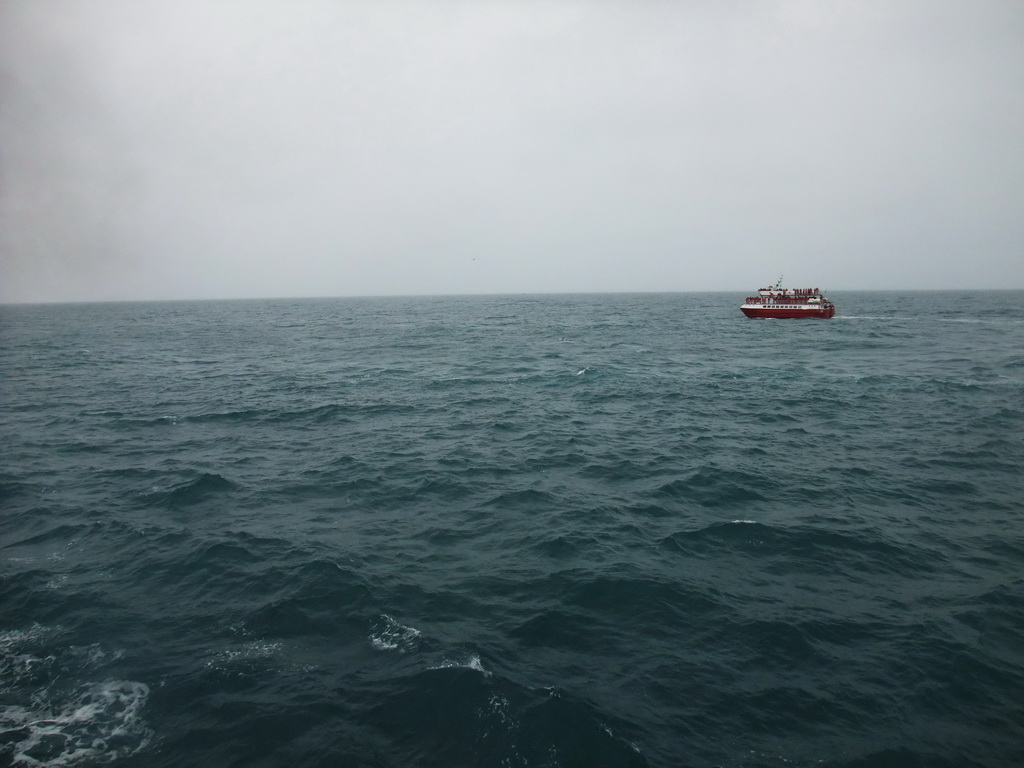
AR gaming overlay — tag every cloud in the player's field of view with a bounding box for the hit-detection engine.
[2,0,1022,302]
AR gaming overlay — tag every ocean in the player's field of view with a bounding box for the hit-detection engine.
[1,291,1022,768]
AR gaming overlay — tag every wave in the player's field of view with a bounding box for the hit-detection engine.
[659,520,941,577]
[650,466,770,507]
[483,488,559,510]
[118,402,417,428]
[359,658,648,767]
[147,473,237,508]
[3,525,90,549]
[245,560,373,638]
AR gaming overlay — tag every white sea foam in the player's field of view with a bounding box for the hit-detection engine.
[46,575,70,590]
[0,625,57,651]
[369,614,422,653]
[204,640,282,669]
[479,692,516,741]
[67,644,114,668]
[730,519,757,524]
[2,681,153,766]
[487,693,513,728]
[430,653,489,676]
[0,626,60,689]
[1,629,152,766]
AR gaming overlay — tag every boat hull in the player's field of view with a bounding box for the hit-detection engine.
[741,306,835,319]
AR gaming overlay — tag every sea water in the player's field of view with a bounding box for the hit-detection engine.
[1,291,1022,767]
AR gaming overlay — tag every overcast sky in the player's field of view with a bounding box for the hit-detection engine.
[1,1,1022,302]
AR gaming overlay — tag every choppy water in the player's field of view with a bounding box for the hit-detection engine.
[1,291,1022,768]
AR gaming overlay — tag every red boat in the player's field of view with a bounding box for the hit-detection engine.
[740,280,836,319]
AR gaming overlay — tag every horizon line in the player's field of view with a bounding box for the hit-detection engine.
[3,287,1023,307]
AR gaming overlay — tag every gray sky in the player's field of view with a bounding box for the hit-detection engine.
[2,0,1022,302]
